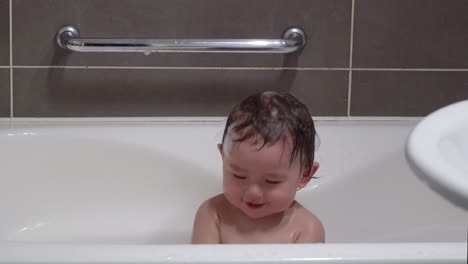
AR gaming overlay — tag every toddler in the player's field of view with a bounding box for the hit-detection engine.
[192,91,324,244]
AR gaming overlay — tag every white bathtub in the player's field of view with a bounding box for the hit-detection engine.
[0,120,467,263]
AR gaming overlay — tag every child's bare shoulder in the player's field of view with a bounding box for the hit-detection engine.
[292,202,322,224]
[291,201,325,243]
[192,195,228,243]
[197,194,229,217]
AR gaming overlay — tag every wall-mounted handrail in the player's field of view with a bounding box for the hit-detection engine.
[56,26,306,54]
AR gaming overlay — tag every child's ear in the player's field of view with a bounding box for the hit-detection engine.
[298,162,320,189]
[217,144,224,158]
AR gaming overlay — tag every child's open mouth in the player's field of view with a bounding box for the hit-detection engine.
[245,202,265,209]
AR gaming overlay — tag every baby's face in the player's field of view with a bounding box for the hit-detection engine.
[219,137,305,219]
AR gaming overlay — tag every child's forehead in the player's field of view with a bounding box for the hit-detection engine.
[227,134,294,157]
[226,139,301,172]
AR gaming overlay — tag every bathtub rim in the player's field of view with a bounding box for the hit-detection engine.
[0,118,421,130]
[0,116,423,123]
[0,242,466,263]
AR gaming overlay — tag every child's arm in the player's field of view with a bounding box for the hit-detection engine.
[191,199,221,244]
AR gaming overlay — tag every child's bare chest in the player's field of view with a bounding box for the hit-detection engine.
[218,219,299,244]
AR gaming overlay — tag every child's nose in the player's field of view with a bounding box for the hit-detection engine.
[244,184,263,201]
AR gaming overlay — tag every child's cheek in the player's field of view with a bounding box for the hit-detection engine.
[270,187,296,205]
[223,176,237,195]
[223,181,243,208]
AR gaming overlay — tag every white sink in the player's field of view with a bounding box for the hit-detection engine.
[406,99,468,211]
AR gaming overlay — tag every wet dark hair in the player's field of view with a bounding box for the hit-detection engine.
[221,91,317,173]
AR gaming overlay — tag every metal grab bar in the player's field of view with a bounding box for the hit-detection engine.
[56,26,306,54]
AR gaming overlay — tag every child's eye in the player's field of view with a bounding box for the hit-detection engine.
[266,180,281,184]
[233,174,246,179]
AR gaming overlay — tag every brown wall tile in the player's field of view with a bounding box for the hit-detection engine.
[0,69,10,117]
[0,0,9,65]
[351,71,468,116]
[354,0,468,68]
[13,69,348,117]
[13,0,351,67]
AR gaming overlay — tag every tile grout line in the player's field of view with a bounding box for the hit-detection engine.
[347,0,355,118]
[9,0,13,119]
[354,68,468,71]
[10,65,468,71]
[11,66,350,71]
[10,66,468,71]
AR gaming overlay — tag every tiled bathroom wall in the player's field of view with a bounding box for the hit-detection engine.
[1,0,468,118]
[0,0,9,117]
